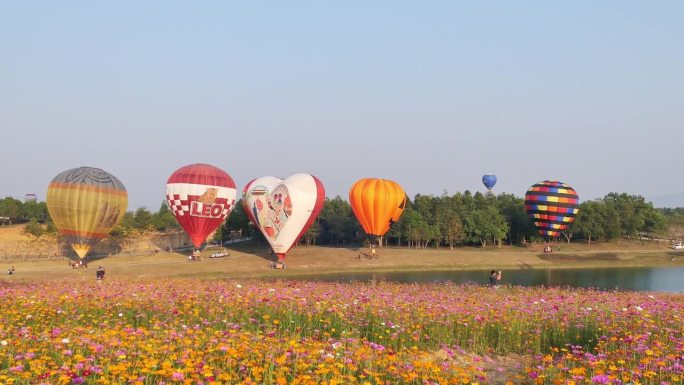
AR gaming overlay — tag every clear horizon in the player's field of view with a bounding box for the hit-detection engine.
[2,2,683,209]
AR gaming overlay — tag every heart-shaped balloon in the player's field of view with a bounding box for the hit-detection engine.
[243,173,325,260]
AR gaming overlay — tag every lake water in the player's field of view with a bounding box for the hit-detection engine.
[281,267,684,293]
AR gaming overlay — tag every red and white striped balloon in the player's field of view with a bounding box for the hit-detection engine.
[166,164,237,248]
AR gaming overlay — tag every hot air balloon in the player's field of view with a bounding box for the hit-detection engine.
[482,174,497,192]
[242,173,325,262]
[166,164,237,248]
[524,180,579,239]
[349,178,406,244]
[46,167,128,259]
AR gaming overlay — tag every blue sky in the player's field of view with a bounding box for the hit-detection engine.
[2,1,683,209]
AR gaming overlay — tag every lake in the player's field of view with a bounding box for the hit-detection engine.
[280,267,684,293]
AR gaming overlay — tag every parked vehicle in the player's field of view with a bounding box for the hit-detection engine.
[672,242,684,250]
[210,250,230,258]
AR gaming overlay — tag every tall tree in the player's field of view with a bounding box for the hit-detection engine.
[463,206,509,247]
[0,197,22,223]
[571,201,606,244]
[319,196,357,246]
[153,201,179,231]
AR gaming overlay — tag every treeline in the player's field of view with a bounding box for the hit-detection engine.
[109,204,179,239]
[3,192,679,246]
[0,197,181,239]
[218,192,671,247]
[0,197,49,224]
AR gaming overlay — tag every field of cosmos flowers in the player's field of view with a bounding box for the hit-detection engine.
[1,279,683,385]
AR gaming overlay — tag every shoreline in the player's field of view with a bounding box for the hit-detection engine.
[2,243,684,282]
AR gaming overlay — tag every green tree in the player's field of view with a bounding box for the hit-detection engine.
[463,206,509,247]
[0,197,23,223]
[571,201,606,244]
[319,196,357,246]
[496,193,534,245]
[20,201,48,222]
[132,208,154,231]
[152,201,179,232]
[219,199,252,242]
[302,219,321,245]
[441,211,464,249]
[23,219,45,237]
[602,193,666,240]
[400,207,428,248]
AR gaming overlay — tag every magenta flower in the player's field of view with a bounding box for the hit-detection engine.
[591,374,610,384]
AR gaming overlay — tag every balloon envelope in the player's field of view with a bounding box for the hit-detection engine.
[482,174,497,191]
[349,178,406,238]
[46,167,128,258]
[242,173,325,260]
[524,180,579,238]
[166,164,237,248]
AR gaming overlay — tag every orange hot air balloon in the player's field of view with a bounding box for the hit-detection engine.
[349,178,406,238]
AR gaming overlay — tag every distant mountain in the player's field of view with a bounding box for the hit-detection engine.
[649,193,684,209]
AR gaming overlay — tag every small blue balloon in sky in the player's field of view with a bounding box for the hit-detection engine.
[482,174,497,191]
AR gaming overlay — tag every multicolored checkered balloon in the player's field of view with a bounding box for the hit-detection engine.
[524,180,580,238]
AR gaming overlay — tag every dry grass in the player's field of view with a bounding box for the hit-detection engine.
[0,224,31,240]
[2,236,683,283]
[3,223,682,283]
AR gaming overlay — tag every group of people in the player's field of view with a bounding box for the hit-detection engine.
[69,260,88,269]
[188,249,201,261]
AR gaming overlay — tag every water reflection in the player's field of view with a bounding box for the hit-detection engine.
[279,267,684,293]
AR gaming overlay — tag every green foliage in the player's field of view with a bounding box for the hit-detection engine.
[9,191,672,248]
[23,219,46,237]
[0,197,23,222]
[317,196,359,246]
[572,193,666,242]
[301,219,321,245]
[152,201,179,232]
[662,207,684,228]
[571,201,607,244]
[216,199,253,243]
[20,201,48,222]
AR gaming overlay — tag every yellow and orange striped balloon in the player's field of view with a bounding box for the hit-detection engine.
[46,167,128,258]
[349,178,406,238]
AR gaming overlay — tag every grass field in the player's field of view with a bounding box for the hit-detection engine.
[2,237,683,283]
